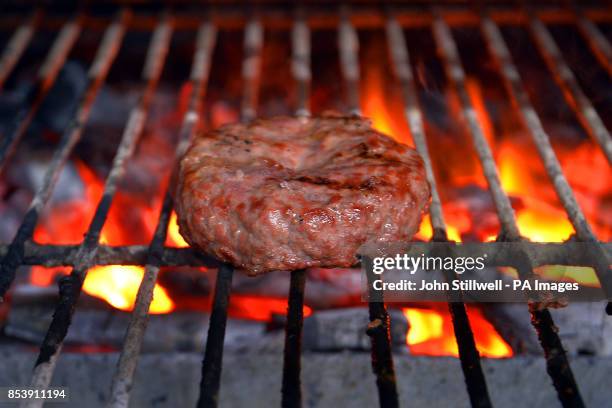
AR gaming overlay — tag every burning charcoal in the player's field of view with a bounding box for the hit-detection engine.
[549,301,612,356]
[36,62,87,134]
[6,156,84,204]
[483,301,612,356]
[232,268,363,310]
[0,188,30,242]
[481,303,541,355]
[0,157,85,242]
[0,62,86,146]
[0,85,30,136]
[5,300,259,353]
[303,307,408,351]
[157,266,212,297]
[4,285,276,353]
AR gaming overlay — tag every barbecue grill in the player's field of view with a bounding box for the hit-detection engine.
[0,1,611,407]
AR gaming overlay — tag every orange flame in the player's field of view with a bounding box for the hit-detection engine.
[497,141,575,242]
[403,307,513,358]
[362,58,474,243]
[31,161,175,314]
[166,211,189,247]
[464,77,610,244]
[415,214,463,243]
[83,265,174,314]
[362,57,411,145]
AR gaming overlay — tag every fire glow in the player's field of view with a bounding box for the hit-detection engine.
[361,63,608,358]
[31,161,178,314]
[403,307,513,358]
[362,68,611,244]
[22,45,608,360]
[83,265,174,314]
[229,295,313,321]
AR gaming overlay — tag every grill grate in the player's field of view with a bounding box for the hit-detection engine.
[0,12,81,176]
[0,3,610,408]
[386,15,492,408]
[433,9,583,405]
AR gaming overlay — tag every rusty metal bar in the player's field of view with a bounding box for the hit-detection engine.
[197,263,234,408]
[107,21,216,408]
[433,15,520,241]
[338,6,398,406]
[386,16,492,408]
[575,10,612,76]
[480,12,612,301]
[292,9,311,117]
[240,17,263,122]
[433,13,585,407]
[0,243,219,268]
[281,269,306,408]
[280,10,312,407]
[1,7,612,32]
[528,14,612,165]
[0,9,41,90]
[0,241,604,269]
[365,264,399,408]
[0,10,129,302]
[0,16,82,176]
[338,6,361,115]
[24,14,171,404]
[197,12,268,408]
[385,19,446,240]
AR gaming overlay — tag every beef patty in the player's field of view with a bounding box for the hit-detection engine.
[175,115,430,275]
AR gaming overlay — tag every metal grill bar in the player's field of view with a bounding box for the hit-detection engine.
[280,11,311,408]
[528,14,612,165]
[292,10,311,117]
[282,269,306,408]
[480,13,612,303]
[0,9,41,90]
[385,17,492,408]
[1,241,602,268]
[338,6,361,115]
[198,15,266,406]
[575,9,612,76]
[0,10,129,301]
[433,16,520,241]
[106,21,216,408]
[241,17,263,122]
[338,7,398,406]
[365,266,399,408]
[197,263,234,408]
[0,15,82,176]
[2,7,612,31]
[25,13,171,401]
[433,14,585,407]
[385,19,446,238]
[0,6,608,408]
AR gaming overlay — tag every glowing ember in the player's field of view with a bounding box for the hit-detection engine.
[403,307,513,358]
[83,265,174,314]
[229,295,313,322]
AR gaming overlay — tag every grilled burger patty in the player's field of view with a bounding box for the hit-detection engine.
[175,115,430,275]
